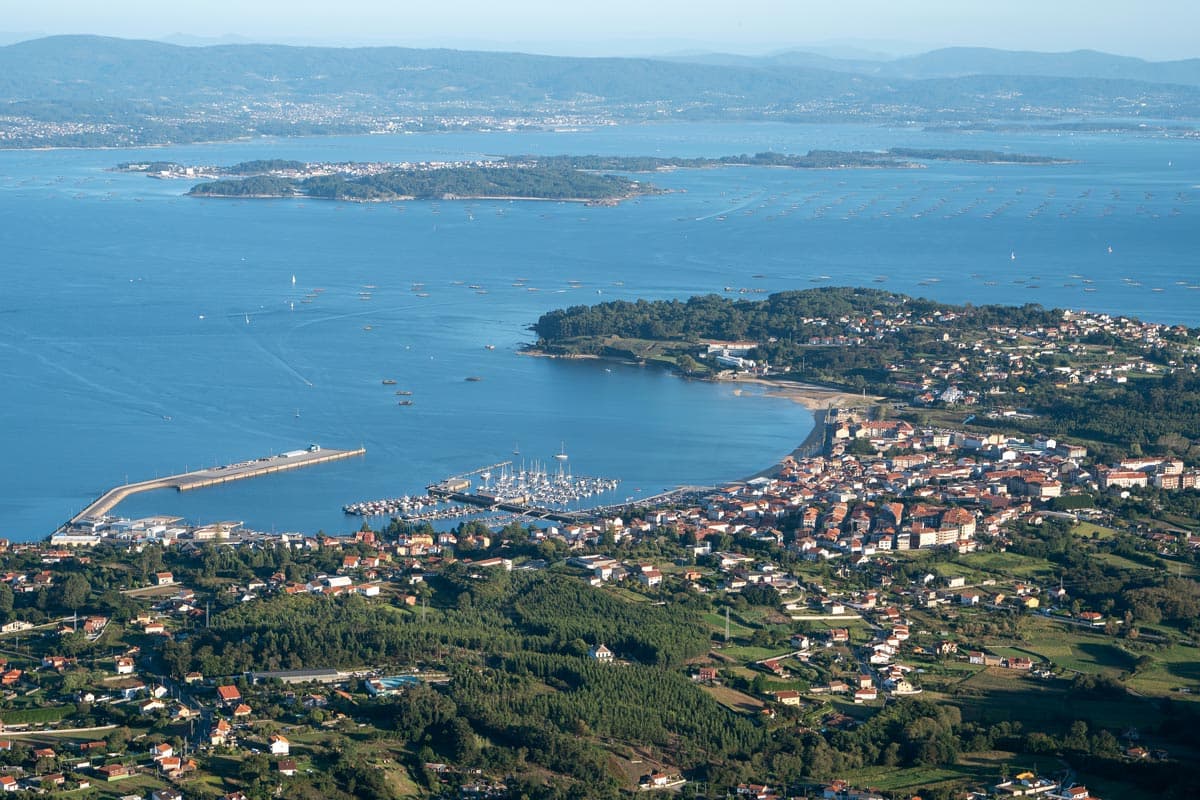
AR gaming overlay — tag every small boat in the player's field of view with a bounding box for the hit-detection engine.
[465,376,483,382]
[485,344,496,350]
[398,400,414,406]
[396,390,413,396]
[382,379,397,385]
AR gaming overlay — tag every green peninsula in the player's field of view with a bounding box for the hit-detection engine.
[532,287,1200,462]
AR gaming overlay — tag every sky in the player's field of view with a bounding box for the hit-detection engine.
[4,0,1198,60]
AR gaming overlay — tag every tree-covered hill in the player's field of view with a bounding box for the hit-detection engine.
[189,165,645,201]
[532,287,1200,460]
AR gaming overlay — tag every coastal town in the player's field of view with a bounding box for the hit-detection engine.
[3,389,1192,798]
[8,10,1200,799]
[114,157,591,182]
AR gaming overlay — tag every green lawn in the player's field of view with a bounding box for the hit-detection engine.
[718,644,792,663]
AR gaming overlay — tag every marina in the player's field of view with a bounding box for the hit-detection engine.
[343,449,621,525]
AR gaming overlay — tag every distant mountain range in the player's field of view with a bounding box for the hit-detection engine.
[671,46,1200,86]
[1,36,1198,148]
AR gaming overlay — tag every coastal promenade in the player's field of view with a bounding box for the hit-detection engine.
[66,446,366,527]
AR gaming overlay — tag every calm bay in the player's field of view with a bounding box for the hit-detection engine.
[0,122,1196,538]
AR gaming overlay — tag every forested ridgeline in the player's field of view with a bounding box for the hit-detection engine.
[532,288,1059,345]
[156,564,1010,796]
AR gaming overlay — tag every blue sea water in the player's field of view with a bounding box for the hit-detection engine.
[0,122,1197,539]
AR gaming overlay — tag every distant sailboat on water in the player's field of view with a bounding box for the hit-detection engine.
[292,274,297,286]
[1010,251,1016,261]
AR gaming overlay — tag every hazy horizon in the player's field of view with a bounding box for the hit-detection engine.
[4,0,1198,61]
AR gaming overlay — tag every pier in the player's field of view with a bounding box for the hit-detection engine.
[66,445,366,527]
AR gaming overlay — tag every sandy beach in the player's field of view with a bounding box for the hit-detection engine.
[719,375,878,411]
[722,376,883,481]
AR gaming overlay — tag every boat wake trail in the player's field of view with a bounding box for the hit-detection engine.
[695,193,763,222]
[0,340,171,417]
[240,330,315,387]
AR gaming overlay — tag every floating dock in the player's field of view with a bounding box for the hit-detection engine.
[66,446,366,527]
[425,486,586,524]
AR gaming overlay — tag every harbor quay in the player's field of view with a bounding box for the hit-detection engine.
[64,445,366,529]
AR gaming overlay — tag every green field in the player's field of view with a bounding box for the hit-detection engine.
[604,585,652,603]
[1073,521,1120,540]
[947,668,1156,731]
[718,644,792,662]
[1017,617,1136,673]
[956,551,1059,580]
[701,611,755,638]
[1123,641,1200,699]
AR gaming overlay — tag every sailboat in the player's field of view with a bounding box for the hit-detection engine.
[291,274,297,286]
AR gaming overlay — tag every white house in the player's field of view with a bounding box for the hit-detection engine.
[589,644,614,662]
